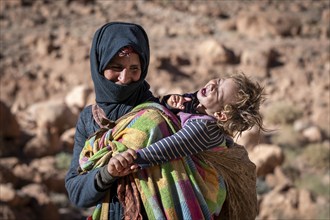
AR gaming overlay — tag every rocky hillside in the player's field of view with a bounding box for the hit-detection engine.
[0,0,329,219]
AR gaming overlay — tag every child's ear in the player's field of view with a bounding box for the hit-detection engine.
[214,111,228,122]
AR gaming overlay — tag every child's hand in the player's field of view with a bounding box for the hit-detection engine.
[167,95,192,110]
[107,149,139,177]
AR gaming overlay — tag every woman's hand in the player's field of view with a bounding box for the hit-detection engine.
[107,149,139,177]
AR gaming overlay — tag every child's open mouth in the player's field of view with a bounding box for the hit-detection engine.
[201,88,207,97]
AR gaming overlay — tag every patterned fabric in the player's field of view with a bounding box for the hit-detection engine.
[136,112,231,168]
[79,102,226,220]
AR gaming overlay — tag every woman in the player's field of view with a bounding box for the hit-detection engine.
[65,22,158,218]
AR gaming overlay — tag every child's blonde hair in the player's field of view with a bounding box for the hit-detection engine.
[218,72,265,137]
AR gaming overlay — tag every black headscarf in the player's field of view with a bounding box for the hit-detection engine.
[90,22,157,121]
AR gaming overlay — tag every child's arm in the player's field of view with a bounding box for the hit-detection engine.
[134,119,233,168]
[166,94,192,110]
[161,94,193,114]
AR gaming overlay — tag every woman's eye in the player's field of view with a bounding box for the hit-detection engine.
[110,66,123,71]
[130,67,140,71]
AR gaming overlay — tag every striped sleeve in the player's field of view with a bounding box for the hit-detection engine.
[135,119,227,168]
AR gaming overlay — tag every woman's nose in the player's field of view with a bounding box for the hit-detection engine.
[118,69,130,84]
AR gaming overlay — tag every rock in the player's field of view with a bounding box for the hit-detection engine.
[196,39,236,65]
[60,127,76,152]
[13,163,39,184]
[0,161,19,187]
[21,183,50,205]
[0,204,16,220]
[23,125,61,158]
[236,11,301,38]
[241,47,280,69]
[0,184,16,202]
[36,36,52,56]
[293,119,311,132]
[64,84,92,115]
[0,100,20,138]
[249,144,284,176]
[258,187,317,219]
[302,126,323,143]
[0,101,22,156]
[21,183,60,220]
[265,167,292,190]
[298,189,317,216]
[22,98,76,134]
[29,156,56,175]
[311,107,330,138]
[29,157,67,193]
[0,183,31,206]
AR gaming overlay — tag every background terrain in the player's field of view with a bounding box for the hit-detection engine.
[0,0,329,219]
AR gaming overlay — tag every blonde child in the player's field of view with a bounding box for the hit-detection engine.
[109,72,265,170]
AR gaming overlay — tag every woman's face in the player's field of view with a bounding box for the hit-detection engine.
[103,52,142,85]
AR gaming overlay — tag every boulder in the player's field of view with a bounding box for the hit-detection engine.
[249,144,284,176]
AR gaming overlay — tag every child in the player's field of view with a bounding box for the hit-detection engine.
[109,72,265,170]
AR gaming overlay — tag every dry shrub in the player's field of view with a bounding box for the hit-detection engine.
[264,101,303,125]
[271,125,306,149]
[55,152,72,170]
[316,203,330,220]
[295,172,330,200]
[301,143,330,170]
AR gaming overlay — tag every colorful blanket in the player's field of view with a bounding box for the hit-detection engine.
[79,102,227,220]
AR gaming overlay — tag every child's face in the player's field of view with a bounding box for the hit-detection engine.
[196,77,238,117]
